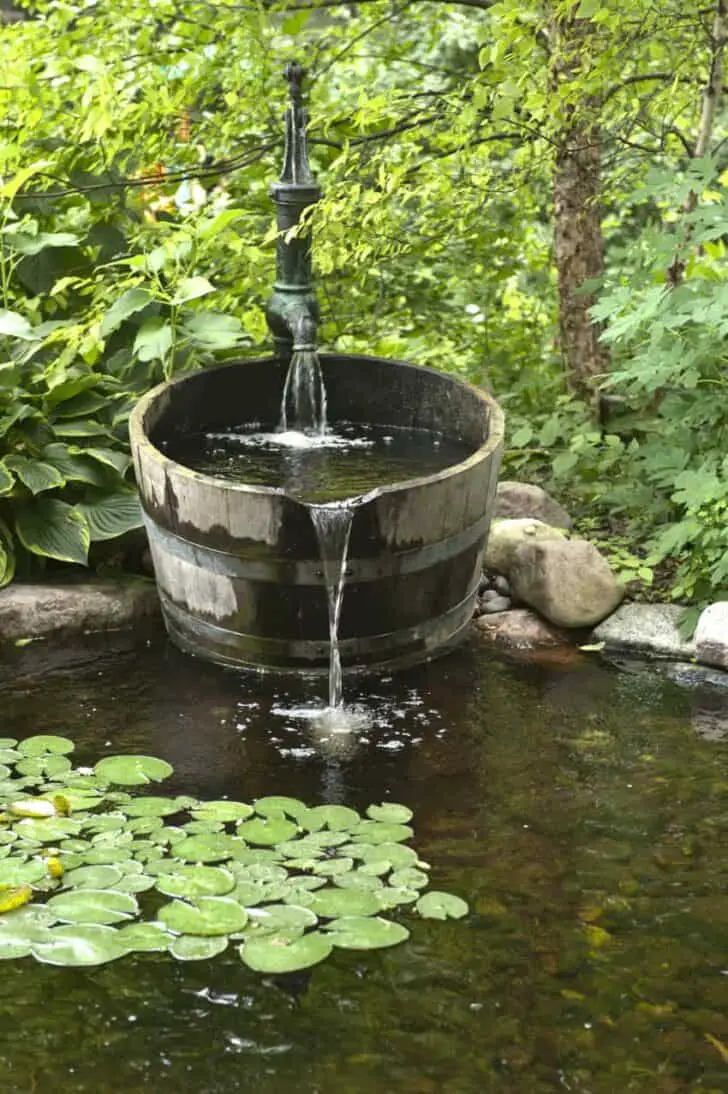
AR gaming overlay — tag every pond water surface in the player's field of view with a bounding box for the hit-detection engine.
[1,627,728,1094]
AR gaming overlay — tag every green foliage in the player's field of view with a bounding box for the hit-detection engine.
[0,734,468,971]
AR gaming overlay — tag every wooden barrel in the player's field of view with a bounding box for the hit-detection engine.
[129,355,504,673]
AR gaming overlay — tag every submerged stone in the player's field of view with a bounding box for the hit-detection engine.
[474,608,572,649]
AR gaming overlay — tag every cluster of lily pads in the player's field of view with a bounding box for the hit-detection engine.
[0,735,468,971]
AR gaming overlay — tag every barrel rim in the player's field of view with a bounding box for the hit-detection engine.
[129,353,505,509]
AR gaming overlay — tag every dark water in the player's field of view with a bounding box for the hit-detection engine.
[2,628,728,1093]
[162,423,473,503]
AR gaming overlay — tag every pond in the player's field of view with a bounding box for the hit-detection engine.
[1,626,728,1093]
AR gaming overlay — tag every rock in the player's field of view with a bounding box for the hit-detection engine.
[493,575,510,597]
[480,588,502,604]
[482,595,512,613]
[484,519,567,576]
[694,602,728,670]
[474,608,572,649]
[510,539,623,628]
[592,602,695,659]
[0,580,160,642]
[478,574,491,594]
[495,481,573,530]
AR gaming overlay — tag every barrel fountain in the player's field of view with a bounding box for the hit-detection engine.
[129,64,505,696]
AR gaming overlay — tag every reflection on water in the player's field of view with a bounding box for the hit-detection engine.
[2,628,728,1092]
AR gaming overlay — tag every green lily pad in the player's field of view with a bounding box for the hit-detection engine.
[0,909,55,958]
[313,857,354,876]
[16,755,72,778]
[94,755,173,787]
[123,797,182,818]
[170,934,228,961]
[365,803,413,824]
[32,924,127,966]
[240,930,332,973]
[47,888,139,925]
[237,817,298,846]
[84,847,133,866]
[0,859,47,887]
[125,817,164,836]
[325,915,410,949]
[305,831,351,848]
[14,817,81,843]
[62,865,124,890]
[118,922,171,952]
[115,873,156,894]
[308,889,380,919]
[158,896,248,936]
[229,847,283,866]
[174,834,238,863]
[183,820,224,835]
[389,868,429,890]
[351,821,413,844]
[303,805,361,832]
[0,738,17,748]
[0,765,10,780]
[334,871,384,892]
[231,880,267,905]
[155,866,236,899]
[254,796,309,820]
[246,903,318,932]
[415,891,469,920]
[375,887,420,910]
[233,864,288,885]
[17,735,75,757]
[277,839,324,860]
[191,801,254,823]
[358,842,419,868]
[9,798,56,819]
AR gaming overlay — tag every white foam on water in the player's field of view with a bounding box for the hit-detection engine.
[205,429,373,451]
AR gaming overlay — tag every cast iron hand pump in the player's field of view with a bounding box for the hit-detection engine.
[266,62,322,364]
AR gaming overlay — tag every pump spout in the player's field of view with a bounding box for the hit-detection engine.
[266,62,321,364]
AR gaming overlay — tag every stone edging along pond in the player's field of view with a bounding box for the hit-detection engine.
[0,480,727,675]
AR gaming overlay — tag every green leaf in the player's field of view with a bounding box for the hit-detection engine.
[100,287,153,337]
[134,318,173,362]
[94,755,173,786]
[308,889,381,919]
[174,833,239,862]
[365,803,413,824]
[10,231,80,256]
[53,419,113,439]
[374,887,419,910]
[46,888,139,925]
[240,930,332,973]
[303,805,361,831]
[169,934,228,961]
[0,310,36,340]
[123,796,185,817]
[118,922,171,952]
[245,903,318,933]
[155,866,236,899]
[415,891,469,920]
[4,455,65,495]
[158,896,248,936]
[62,866,124,890]
[253,795,310,820]
[15,498,90,565]
[325,915,410,950]
[42,444,107,487]
[237,816,298,846]
[389,868,429,890]
[0,462,15,497]
[76,492,143,541]
[171,276,215,304]
[182,312,244,349]
[32,924,127,966]
[191,800,254,823]
[0,518,15,588]
[18,735,74,756]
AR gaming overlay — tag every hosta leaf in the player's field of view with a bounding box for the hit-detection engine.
[0,462,15,497]
[42,444,107,487]
[240,930,332,973]
[76,492,143,542]
[32,924,127,966]
[158,896,248,936]
[15,498,89,565]
[325,916,410,950]
[155,866,236,899]
[4,455,65,495]
[415,891,469,920]
[47,888,139,925]
[94,755,173,786]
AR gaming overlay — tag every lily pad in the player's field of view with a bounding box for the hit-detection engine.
[351,821,413,844]
[191,801,254,823]
[14,817,81,843]
[325,915,410,949]
[313,857,354,877]
[123,796,182,818]
[415,891,469,920]
[365,803,413,824]
[303,805,361,831]
[389,868,429,890]
[9,798,56,819]
[62,865,124,890]
[358,842,419,868]
[32,924,127,966]
[237,816,298,846]
[0,859,47,887]
[118,922,171,952]
[47,888,139,925]
[334,871,384,892]
[170,934,228,961]
[308,889,380,919]
[94,755,173,786]
[0,739,18,749]
[247,903,319,932]
[158,896,248,936]
[375,887,420,910]
[155,866,236,899]
[231,880,267,906]
[17,735,75,757]
[115,873,156,894]
[254,796,309,820]
[174,834,238,863]
[240,930,332,973]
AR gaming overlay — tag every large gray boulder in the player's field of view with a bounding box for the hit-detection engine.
[0,580,159,642]
[495,481,572,530]
[484,518,566,576]
[510,539,623,628]
[694,602,728,670]
[592,602,694,659]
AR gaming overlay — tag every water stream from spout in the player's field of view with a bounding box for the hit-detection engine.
[280,347,327,434]
[309,501,355,709]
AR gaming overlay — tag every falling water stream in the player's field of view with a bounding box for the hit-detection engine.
[280,346,327,434]
[309,502,355,709]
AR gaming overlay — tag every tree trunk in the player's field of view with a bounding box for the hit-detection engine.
[551,16,609,401]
